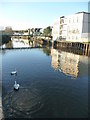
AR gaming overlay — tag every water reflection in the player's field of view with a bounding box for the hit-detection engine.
[42,47,51,56]
[12,38,30,48]
[0,50,3,119]
[3,88,43,118]
[2,38,89,79]
[5,41,13,48]
[2,38,89,78]
[2,38,33,49]
[51,47,88,78]
[2,47,88,118]
[2,38,44,49]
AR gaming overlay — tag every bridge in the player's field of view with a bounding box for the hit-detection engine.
[11,34,32,40]
[11,34,31,37]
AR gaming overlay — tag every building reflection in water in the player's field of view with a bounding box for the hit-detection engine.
[51,47,80,78]
[3,38,42,49]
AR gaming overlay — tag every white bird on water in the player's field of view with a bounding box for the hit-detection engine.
[11,69,17,75]
[14,81,20,90]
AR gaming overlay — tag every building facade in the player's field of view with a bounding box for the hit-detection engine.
[52,12,90,42]
[52,18,60,40]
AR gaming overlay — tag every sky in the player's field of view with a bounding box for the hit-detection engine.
[0,2,89,30]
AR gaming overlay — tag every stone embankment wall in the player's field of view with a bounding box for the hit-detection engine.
[0,82,3,120]
[0,97,3,120]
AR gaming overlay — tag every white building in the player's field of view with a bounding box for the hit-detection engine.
[52,18,60,40]
[52,12,90,43]
[59,16,67,40]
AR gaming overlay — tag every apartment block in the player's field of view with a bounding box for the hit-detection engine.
[52,12,90,42]
[52,18,60,40]
[59,16,67,40]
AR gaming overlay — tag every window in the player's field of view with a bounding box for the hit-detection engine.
[72,29,75,33]
[62,19,64,23]
[76,36,77,40]
[72,36,74,39]
[76,29,79,33]
[77,17,78,22]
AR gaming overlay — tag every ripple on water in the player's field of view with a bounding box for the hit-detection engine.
[3,88,44,118]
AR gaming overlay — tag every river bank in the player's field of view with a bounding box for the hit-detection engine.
[1,37,90,57]
[34,38,90,56]
[0,81,3,120]
[53,41,90,56]
[0,97,3,120]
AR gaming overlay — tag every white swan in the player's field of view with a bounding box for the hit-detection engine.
[14,81,20,90]
[11,69,17,75]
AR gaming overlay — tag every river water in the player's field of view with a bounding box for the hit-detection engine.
[2,39,89,118]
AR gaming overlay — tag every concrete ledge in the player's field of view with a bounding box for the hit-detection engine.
[0,97,3,120]
[0,108,3,120]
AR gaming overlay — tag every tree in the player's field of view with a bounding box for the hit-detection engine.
[43,26,52,37]
[31,28,34,36]
[5,26,13,35]
[2,35,11,45]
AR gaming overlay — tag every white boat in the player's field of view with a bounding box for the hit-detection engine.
[14,81,20,90]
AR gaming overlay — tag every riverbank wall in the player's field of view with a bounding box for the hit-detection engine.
[0,97,3,120]
[0,81,3,120]
[2,36,90,56]
[32,38,90,56]
[53,41,90,56]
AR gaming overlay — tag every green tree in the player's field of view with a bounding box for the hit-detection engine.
[43,26,52,37]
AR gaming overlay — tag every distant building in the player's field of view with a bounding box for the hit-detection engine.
[13,32,22,35]
[40,28,44,35]
[28,29,30,36]
[33,28,42,36]
[23,30,28,35]
[52,12,90,42]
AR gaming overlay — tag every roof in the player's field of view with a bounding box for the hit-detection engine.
[76,11,90,14]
